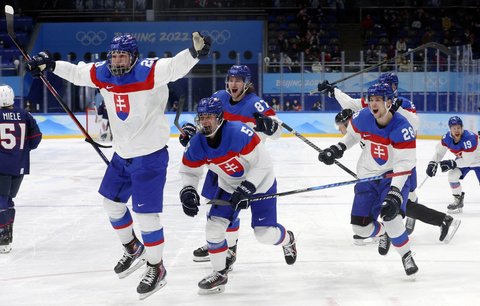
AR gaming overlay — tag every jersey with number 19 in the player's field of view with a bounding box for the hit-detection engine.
[52,49,199,158]
[341,108,416,190]
[179,121,275,194]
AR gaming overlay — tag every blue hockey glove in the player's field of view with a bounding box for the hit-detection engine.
[318,143,346,165]
[440,160,457,172]
[317,80,335,98]
[189,32,211,59]
[426,161,438,177]
[25,51,56,77]
[253,112,279,136]
[179,122,197,147]
[230,181,256,210]
[180,186,200,217]
[381,186,403,221]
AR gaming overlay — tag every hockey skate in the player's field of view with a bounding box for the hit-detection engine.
[282,230,297,265]
[198,268,228,295]
[137,261,167,300]
[225,245,237,272]
[378,233,391,256]
[439,215,461,244]
[193,244,209,262]
[447,192,465,214]
[114,238,146,279]
[401,251,418,277]
[0,231,11,254]
[405,217,416,235]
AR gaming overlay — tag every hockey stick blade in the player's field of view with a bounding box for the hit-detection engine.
[207,170,411,206]
[5,5,109,165]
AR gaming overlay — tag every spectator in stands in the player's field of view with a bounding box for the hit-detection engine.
[361,14,375,36]
[292,99,302,111]
[396,37,407,54]
[311,101,322,111]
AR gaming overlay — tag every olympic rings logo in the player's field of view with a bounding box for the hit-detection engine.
[200,30,231,45]
[75,31,107,46]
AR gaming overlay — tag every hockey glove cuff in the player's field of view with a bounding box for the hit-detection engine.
[440,160,457,172]
[381,186,403,221]
[230,181,256,210]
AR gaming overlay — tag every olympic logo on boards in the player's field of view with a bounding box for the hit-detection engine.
[200,30,231,45]
[75,31,107,46]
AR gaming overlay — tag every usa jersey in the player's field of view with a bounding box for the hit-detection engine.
[212,90,282,140]
[53,49,199,158]
[334,88,418,131]
[430,130,480,168]
[0,106,42,175]
[342,108,416,190]
[179,121,275,194]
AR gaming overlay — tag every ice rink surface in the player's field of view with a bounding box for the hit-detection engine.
[1,137,479,306]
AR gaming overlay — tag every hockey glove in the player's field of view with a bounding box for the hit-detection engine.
[230,181,256,210]
[253,112,279,136]
[440,159,457,172]
[179,122,197,147]
[189,32,211,59]
[25,51,56,77]
[318,142,346,165]
[180,186,200,217]
[317,80,335,98]
[381,186,403,222]
[391,98,403,112]
[426,161,438,177]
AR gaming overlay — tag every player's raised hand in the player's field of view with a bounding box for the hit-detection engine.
[179,122,197,147]
[253,112,279,136]
[317,80,335,98]
[25,51,56,77]
[189,32,211,59]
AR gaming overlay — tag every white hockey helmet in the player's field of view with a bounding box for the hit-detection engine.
[0,84,15,107]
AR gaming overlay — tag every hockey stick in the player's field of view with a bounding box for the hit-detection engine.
[207,170,412,206]
[280,121,358,179]
[5,5,109,165]
[309,42,454,94]
[174,97,185,135]
[417,176,429,189]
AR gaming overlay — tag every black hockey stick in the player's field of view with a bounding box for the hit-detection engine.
[5,5,109,165]
[207,170,411,206]
[174,97,185,135]
[279,121,358,179]
[309,42,454,94]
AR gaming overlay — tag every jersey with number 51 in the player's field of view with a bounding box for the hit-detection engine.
[212,90,282,141]
[179,121,275,194]
[341,108,416,190]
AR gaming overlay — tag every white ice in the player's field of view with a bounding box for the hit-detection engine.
[1,137,479,306]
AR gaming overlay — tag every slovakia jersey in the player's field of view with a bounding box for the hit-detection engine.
[334,88,419,131]
[53,49,199,158]
[342,108,416,190]
[212,90,281,140]
[0,106,42,175]
[179,121,275,194]
[431,130,480,168]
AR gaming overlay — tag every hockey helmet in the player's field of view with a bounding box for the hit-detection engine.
[378,72,399,88]
[448,116,463,128]
[367,83,394,102]
[107,34,139,76]
[195,97,224,136]
[0,84,15,107]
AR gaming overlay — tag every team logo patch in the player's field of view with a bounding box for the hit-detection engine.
[371,143,389,165]
[218,157,245,177]
[114,94,130,121]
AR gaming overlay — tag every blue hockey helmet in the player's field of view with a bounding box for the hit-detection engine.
[378,72,399,88]
[367,83,394,102]
[226,65,251,84]
[448,116,463,127]
[195,97,224,136]
[107,34,139,76]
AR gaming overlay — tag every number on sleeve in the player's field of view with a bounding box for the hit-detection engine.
[401,127,415,141]
[240,126,254,136]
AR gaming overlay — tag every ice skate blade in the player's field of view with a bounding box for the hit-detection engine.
[193,256,210,263]
[117,256,147,279]
[443,219,461,244]
[198,285,225,295]
[447,208,463,214]
[353,237,378,246]
[138,279,167,300]
[0,245,12,254]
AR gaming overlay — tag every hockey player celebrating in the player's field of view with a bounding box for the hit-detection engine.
[179,65,281,265]
[179,97,296,294]
[318,83,418,277]
[0,84,42,253]
[25,33,211,300]
[425,116,480,213]
[335,109,460,244]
